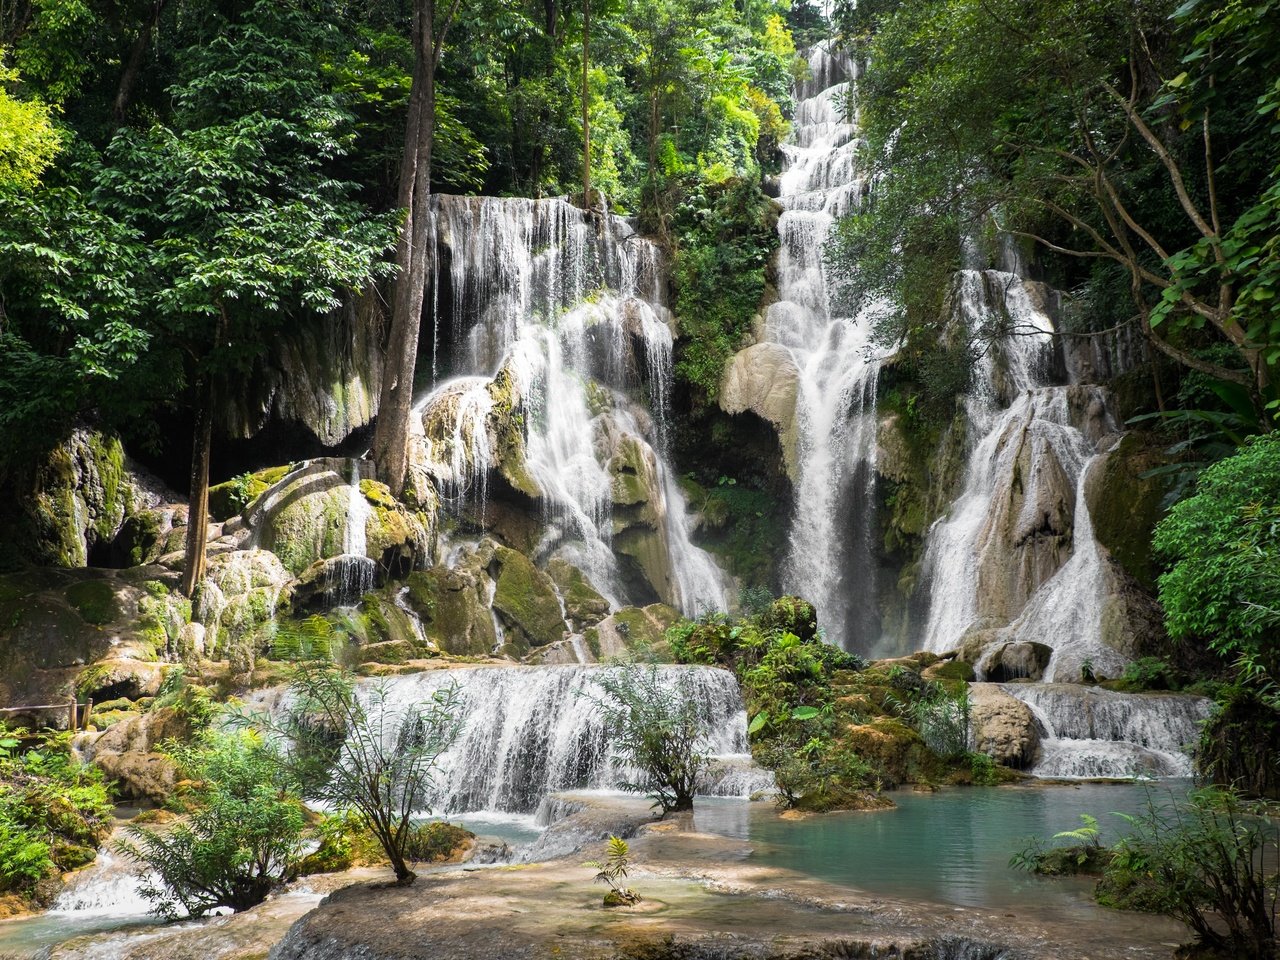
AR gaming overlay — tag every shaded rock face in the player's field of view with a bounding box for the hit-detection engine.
[0,568,184,713]
[400,543,499,657]
[223,291,385,448]
[1082,432,1169,589]
[546,559,609,632]
[968,682,1040,768]
[0,429,178,572]
[491,545,568,653]
[719,342,801,479]
[604,428,673,606]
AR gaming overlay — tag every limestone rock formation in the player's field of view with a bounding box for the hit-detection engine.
[719,342,800,479]
[0,569,184,713]
[222,292,385,448]
[0,429,177,571]
[546,558,609,631]
[77,706,191,803]
[399,543,499,657]
[491,545,567,652]
[969,682,1040,768]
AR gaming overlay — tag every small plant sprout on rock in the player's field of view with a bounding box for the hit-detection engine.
[584,835,641,907]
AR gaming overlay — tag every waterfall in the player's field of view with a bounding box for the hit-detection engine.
[1006,684,1213,779]
[415,195,729,615]
[919,270,1128,682]
[762,41,885,652]
[267,664,768,815]
[324,459,376,606]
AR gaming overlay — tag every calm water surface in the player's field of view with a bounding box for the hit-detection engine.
[693,782,1190,911]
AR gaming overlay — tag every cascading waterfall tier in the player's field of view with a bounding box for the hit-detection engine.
[269,664,770,815]
[1006,683,1213,779]
[920,269,1130,683]
[413,195,728,616]
[760,41,885,653]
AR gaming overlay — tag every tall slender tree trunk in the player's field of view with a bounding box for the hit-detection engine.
[113,0,169,122]
[373,0,441,497]
[180,373,214,597]
[581,0,590,209]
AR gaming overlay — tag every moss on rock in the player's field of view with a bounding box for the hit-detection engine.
[492,546,566,649]
[1084,432,1169,588]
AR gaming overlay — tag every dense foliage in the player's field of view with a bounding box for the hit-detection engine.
[119,729,306,919]
[670,597,879,808]
[830,0,1280,416]
[0,729,112,900]
[1154,434,1280,675]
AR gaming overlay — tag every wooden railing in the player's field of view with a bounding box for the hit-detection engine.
[0,699,94,731]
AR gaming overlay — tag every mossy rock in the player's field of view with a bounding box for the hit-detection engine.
[492,546,566,649]
[841,717,926,786]
[922,659,975,683]
[0,429,137,569]
[587,604,681,661]
[64,579,120,626]
[546,558,609,630]
[489,365,541,500]
[208,464,294,522]
[402,562,497,657]
[1083,433,1169,588]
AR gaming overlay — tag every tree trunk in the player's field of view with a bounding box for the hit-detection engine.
[581,0,590,209]
[180,373,213,597]
[113,0,169,122]
[373,0,438,497]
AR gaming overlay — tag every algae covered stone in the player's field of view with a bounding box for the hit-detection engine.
[492,546,567,650]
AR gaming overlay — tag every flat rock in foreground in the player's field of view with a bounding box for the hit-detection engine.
[269,818,1186,960]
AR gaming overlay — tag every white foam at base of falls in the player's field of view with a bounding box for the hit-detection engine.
[1006,683,1213,779]
[269,664,771,816]
[765,41,887,652]
[51,848,153,917]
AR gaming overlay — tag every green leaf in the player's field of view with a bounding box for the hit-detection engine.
[790,706,821,721]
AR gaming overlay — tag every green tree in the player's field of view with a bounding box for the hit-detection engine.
[830,0,1280,411]
[1153,433,1280,674]
[372,0,467,499]
[119,729,306,919]
[96,0,396,594]
[0,49,59,188]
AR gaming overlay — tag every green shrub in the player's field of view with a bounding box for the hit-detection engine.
[403,821,473,863]
[591,664,712,814]
[1103,788,1278,958]
[669,597,881,809]
[244,657,462,885]
[670,176,778,403]
[0,728,113,896]
[1154,434,1280,674]
[119,729,306,919]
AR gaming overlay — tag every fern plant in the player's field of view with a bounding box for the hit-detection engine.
[583,835,641,907]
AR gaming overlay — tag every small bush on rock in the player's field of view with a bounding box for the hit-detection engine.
[592,664,711,814]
